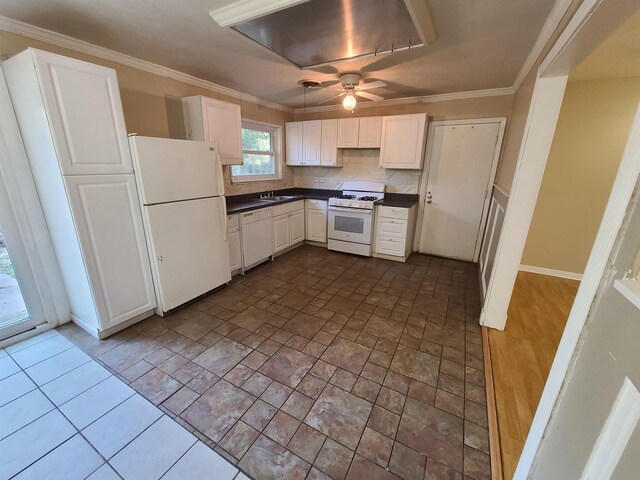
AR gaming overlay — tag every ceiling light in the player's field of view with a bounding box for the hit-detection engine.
[343,92,356,111]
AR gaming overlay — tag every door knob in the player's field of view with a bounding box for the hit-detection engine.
[426,192,432,204]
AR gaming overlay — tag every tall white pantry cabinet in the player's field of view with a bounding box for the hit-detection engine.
[3,48,156,338]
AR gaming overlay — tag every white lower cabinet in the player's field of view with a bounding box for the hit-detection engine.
[273,200,305,254]
[305,199,327,243]
[227,214,242,275]
[273,214,291,253]
[373,204,418,262]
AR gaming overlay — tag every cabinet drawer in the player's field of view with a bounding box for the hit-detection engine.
[227,213,239,229]
[376,218,407,238]
[273,200,304,217]
[306,199,327,211]
[377,205,409,220]
[375,236,405,256]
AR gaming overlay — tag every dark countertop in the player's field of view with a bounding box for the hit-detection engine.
[226,188,339,214]
[375,193,420,208]
[225,188,419,214]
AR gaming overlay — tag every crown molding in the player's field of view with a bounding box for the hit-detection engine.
[0,15,294,113]
[210,0,310,27]
[512,0,574,91]
[294,87,515,114]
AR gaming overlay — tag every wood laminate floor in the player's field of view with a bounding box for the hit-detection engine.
[488,271,579,479]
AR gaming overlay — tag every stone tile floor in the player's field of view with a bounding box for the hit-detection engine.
[59,245,490,480]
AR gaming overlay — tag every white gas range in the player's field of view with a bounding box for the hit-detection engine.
[327,181,385,257]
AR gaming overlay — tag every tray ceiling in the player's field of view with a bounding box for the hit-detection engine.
[0,0,557,109]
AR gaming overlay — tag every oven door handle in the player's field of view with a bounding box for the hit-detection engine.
[328,206,373,214]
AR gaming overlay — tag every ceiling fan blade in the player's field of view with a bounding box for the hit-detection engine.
[356,91,384,101]
[317,92,346,105]
[357,80,387,90]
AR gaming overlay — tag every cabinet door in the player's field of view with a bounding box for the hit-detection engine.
[320,119,338,166]
[202,97,243,165]
[64,175,156,330]
[227,228,242,273]
[290,210,305,244]
[273,214,291,252]
[34,50,133,175]
[302,120,322,165]
[337,118,359,148]
[306,209,327,243]
[379,114,428,169]
[358,117,382,148]
[286,122,304,166]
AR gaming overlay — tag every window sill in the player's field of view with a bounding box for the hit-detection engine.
[230,176,282,185]
[613,278,640,310]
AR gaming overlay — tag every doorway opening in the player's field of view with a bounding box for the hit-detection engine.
[487,6,640,478]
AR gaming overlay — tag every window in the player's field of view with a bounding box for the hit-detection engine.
[231,120,281,182]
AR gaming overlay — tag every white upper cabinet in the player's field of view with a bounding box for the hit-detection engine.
[182,96,243,165]
[320,119,342,167]
[379,114,428,169]
[302,120,322,166]
[27,49,133,175]
[358,117,382,148]
[336,118,359,148]
[286,122,304,165]
[285,120,323,166]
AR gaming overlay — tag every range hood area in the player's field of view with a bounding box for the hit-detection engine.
[210,0,437,69]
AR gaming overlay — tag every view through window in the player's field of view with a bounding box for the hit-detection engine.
[231,121,280,182]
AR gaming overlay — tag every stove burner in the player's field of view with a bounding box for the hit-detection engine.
[337,194,356,199]
[358,196,378,201]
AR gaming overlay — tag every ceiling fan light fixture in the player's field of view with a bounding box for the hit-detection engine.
[343,92,357,111]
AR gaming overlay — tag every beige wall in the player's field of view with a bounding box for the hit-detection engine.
[0,29,295,195]
[492,0,584,193]
[521,77,640,274]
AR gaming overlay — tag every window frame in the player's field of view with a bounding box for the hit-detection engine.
[231,120,282,183]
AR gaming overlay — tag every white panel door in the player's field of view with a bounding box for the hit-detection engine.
[64,175,155,330]
[34,50,133,175]
[419,122,501,261]
[286,122,304,165]
[337,118,359,148]
[145,196,230,312]
[379,114,427,169]
[202,97,243,165]
[358,117,382,148]
[302,120,322,166]
[129,136,222,204]
[273,214,290,253]
[291,210,305,244]
[320,119,338,166]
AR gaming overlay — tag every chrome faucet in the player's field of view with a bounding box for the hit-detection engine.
[259,191,274,199]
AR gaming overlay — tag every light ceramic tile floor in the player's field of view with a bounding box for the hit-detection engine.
[0,330,243,479]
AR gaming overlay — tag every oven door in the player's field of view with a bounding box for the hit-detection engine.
[328,207,373,244]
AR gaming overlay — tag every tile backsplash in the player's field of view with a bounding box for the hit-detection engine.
[292,149,422,193]
[223,149,422,196]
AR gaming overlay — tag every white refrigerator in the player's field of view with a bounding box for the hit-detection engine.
[129,136,231,315]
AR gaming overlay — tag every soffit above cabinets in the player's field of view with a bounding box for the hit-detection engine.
[220,0,432,69]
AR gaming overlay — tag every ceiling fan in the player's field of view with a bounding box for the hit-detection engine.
[317,73,387,110]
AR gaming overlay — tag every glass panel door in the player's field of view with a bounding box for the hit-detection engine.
[0,226,39,340]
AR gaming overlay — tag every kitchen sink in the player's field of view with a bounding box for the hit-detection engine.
[257,195,298,202]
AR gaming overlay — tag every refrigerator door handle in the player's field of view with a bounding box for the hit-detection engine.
[210,144,225,196]
[221,195,228,242]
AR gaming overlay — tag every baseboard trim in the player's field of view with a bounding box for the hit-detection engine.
[519,264,583,280]
[483,326,503,480]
